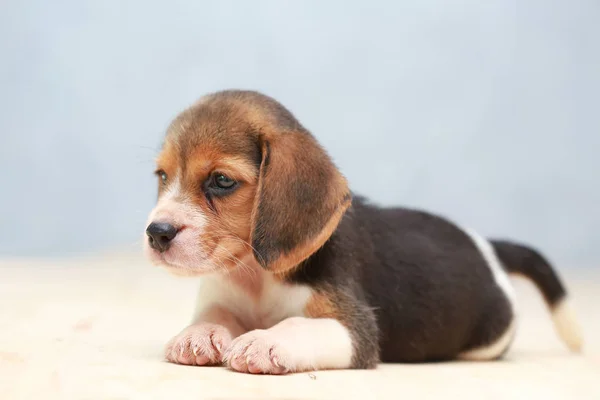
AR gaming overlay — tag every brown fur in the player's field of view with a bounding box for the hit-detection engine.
[269,199,351,280]
[304,292,338,319]
[148,90,577,372]
[250,131,350,275]
[153,90,350,275]
[155,141,179,196]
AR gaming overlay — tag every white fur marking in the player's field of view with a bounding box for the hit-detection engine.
[194,272,313,330]
[226,317,353,373]
[463,228,517,307]
[551,298,583,352]
[144,174,212,273]
[459,320,516,361]
[459,228,517,360]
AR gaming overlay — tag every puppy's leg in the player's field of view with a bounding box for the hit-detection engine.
[458,229,517,361]
[224,317,352,374]
[165,304,245,366]
[459,289,515,361]
[225,291,379,374]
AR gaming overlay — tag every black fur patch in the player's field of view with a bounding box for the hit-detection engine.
[491,240,567,307]
[287,195,519,363]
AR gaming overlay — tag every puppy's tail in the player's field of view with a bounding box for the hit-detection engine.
[490,239,583,352]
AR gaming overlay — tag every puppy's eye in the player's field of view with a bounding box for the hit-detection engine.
[204,173,238,200]
[214,174,236,189]
[157,170,168,185]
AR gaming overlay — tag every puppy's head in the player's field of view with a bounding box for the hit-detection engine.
[144,90,350,276]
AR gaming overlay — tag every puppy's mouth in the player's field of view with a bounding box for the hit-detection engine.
[143,227,215,276]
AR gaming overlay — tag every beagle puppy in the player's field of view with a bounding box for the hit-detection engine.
[144,90,582,374]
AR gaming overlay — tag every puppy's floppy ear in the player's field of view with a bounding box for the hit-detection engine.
[250,131,351,272]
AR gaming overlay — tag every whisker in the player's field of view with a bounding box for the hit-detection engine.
[207,231,267,267]
[214,243,256,280]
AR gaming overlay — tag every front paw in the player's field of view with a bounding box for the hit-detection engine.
[224,330,296,375]
[165,323,232,366]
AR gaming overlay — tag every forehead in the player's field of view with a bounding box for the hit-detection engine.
[159,98,265,171]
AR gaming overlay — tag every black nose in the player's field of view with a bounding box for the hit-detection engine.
[146,222,178,252]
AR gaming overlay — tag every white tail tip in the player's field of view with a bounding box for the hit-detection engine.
[551,298,584,352]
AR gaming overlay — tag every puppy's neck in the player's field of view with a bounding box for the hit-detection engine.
[199,253,312,330]
[223,253,269,300]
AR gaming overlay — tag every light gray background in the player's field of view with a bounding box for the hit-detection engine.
[1,0,598,267]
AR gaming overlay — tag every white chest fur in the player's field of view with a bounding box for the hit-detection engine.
[192,269,313,330]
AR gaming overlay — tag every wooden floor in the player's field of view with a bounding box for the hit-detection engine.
[0,253,598,399]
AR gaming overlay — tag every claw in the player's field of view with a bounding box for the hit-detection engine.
[193,346,199,356]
